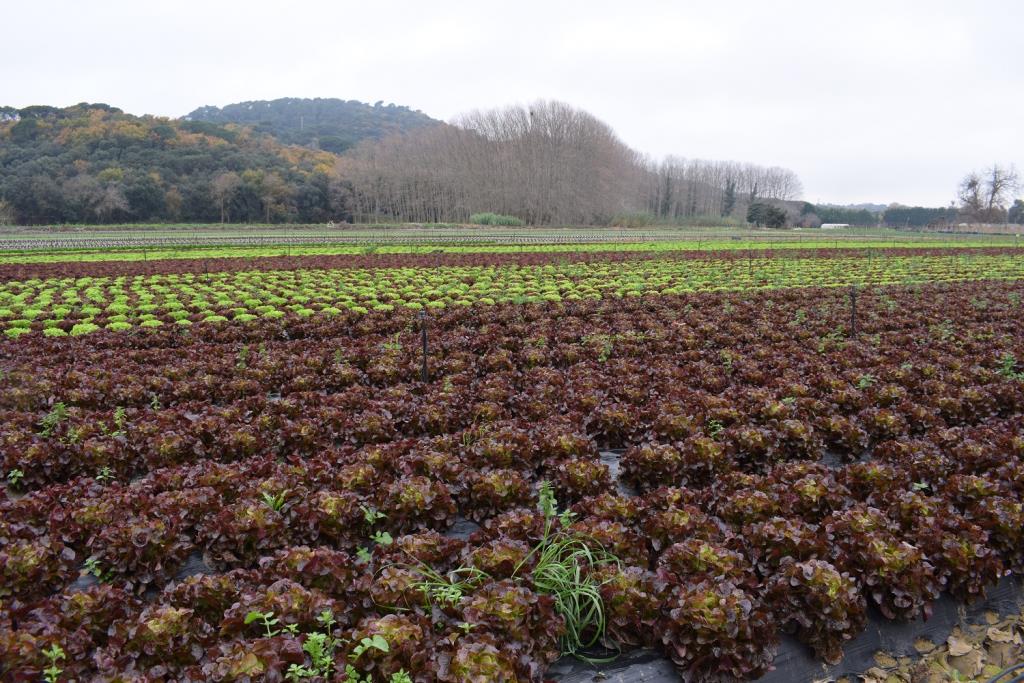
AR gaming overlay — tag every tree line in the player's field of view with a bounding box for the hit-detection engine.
[876,165,1022,229]
[185,98,439,154]
[0,104,353,226]
[343,100,804,225]
[1,100,806,227]
[5,100,1015,229]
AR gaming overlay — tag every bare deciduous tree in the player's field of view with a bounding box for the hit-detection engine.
[212,171,241,223]
[958,171,984,217]
[0,199,15,225]
[341,100,802,226]
[958,164,1019,222]
[984,164,1019,212]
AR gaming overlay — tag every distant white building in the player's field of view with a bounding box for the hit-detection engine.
[820,223,850,230]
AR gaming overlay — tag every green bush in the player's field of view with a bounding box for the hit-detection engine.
[469,212,525,226]
[106,322,133,332]
[43,327,68,337]
[611,212,657,228]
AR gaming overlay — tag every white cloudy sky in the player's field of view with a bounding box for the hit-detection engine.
[4,0,1022,206]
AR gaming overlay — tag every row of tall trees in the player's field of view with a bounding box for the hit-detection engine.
[881,206,958,228]
[876,165,1021,229]
[342,101,646,225]
[343,100,803,225]
[641,157,802,222]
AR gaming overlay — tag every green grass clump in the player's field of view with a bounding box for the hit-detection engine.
[469,212,525,226]
[401,481,618,659]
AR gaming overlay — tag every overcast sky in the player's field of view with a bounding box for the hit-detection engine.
[4,0,1022,206]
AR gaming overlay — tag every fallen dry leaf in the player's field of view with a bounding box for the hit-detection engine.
[947,634,974,657]
[986,625,1021,644]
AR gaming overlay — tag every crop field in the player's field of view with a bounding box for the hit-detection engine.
[3,249,1024,339]
[0,223,1018,265]
[1,241,1023,681]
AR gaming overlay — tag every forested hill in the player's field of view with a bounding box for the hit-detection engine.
[0,102,351,224]
[185,98,441,153]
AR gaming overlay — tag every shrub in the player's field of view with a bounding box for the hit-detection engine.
[469,212,525,226]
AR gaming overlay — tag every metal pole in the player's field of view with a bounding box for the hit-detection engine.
[419,310,429,383]
[850,285,857,337]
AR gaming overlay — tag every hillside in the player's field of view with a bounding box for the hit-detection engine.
[185,97,441,154]
[0,103,349,225]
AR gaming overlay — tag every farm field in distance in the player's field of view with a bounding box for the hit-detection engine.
[2,228,1023,682]
[0,223,1019,264]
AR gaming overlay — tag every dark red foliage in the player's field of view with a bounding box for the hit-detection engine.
[593,564,664,649]
[660,579,778,682]
[765,559,866,664]
[742,516,827,578]
[460,580,565,666]
[464,469,535,523]
[1,276,1023,679]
